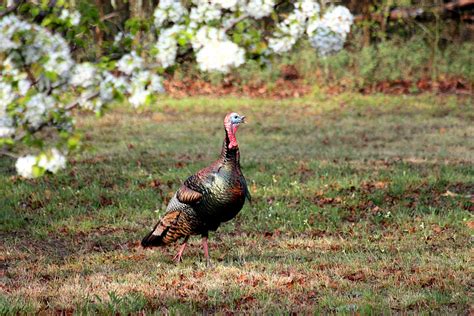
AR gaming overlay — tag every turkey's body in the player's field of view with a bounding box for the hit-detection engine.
[141,113,250,263]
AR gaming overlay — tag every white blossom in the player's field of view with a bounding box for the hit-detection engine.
[129,89,151,108]
[114,32,124,44]
[70,63,96,88]
[308,26,345,56]
[0,126,15,138]
[307,6,353,56]
[59,9,81,26]
[0,115,15,138]
[24,94,54,128]
[132,70,164,93]
[196,40,245,72]
[0,17,75,78]
[99,81,114,102]
[104,72,130,93]
[32,31,74,78]
[279,13,305,37]
[321,5,353,35]
[1,56,20,76]
[268,36,297,54]
[154,25,184,67]
[0,15,30,51]
[243,0,275,19]
[192,26,226,50]
[128,71,165,107]
[190,0,221,24]
[0,80,15,108]
[154,0,186,28]
[70,11,81,26]
[117,51,143,75]
[18,79,31,96]
[268,0,314,54]
[211,0,239,10]
[150,74,165,93]
[59,9,70,20]
[268,1,351,55]
[15,155,37,178]
[15,149,66,178]
[78,96,103,112]
[113,32,133,46]
[307,6,353,37]
[38,148,67,173]
[296,0,320,19]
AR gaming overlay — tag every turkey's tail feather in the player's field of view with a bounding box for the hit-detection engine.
[141,226,166,247]
[141,210,187,247]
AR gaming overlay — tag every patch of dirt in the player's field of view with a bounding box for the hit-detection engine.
[1,231,76,264]
[359,78,472,95]
[292,162,315,183]
[1,225,142,264]
[164,77,311,99]
[163,74,472,98]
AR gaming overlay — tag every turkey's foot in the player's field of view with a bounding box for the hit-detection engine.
[202,236,212,267]
[173,236,189,263]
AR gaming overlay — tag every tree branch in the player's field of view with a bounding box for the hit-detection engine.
[17,50,39,89]
[0,0,24,18]
[65,91,100,111]
[100,11,123,21]
[223,14,249,33]
[0,148,19,159]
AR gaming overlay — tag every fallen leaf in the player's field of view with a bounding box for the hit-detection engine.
[432,225,443,234]
[264,231,273,238]
[344,271,366,282]
[442,190,459,197]
[194,271,204,278]
[237,275,248,283]
[374,181,388,189]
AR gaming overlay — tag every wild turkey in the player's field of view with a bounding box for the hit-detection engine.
[141,112,251,265]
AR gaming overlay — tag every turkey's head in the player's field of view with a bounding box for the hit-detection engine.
[224,112,245,149]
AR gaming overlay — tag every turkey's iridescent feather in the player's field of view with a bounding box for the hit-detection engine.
[176,184,202,204]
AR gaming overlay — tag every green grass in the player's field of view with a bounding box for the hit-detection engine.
[1,93,473,314]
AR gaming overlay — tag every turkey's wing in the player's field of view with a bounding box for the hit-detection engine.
[176,184,202,205]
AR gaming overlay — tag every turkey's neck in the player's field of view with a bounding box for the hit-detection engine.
[221,129,240,165]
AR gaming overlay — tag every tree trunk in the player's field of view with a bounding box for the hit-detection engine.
[129,0,157,19]
[95,0,105,58]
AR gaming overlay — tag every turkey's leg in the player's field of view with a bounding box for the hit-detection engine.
[201,235,212,267]
[173,235,189,263]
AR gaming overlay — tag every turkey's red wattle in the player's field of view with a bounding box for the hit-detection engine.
[225,121,239,149]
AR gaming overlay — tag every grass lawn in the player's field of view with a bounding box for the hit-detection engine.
[1,93,473,314]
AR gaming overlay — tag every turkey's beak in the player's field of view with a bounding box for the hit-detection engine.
[241,116,246,124]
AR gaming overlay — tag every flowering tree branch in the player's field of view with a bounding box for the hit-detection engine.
[1,1,355,178]
[7,90,101,148]
[223,14,249,33]
[65,91,100,111]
